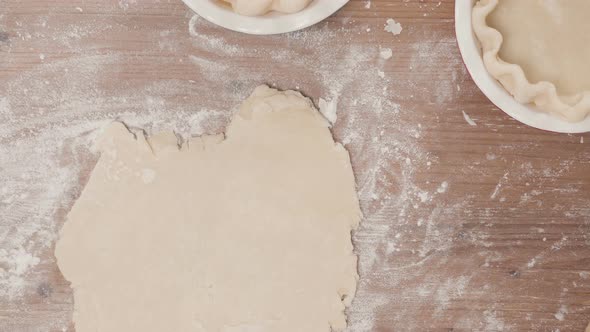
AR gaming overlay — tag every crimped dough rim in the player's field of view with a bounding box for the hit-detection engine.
[472,0,590,122]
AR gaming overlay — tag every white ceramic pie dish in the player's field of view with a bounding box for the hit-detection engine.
[455,0,590,133]
[182,0,350,35]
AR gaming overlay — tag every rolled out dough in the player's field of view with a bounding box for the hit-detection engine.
[55,85,361,332]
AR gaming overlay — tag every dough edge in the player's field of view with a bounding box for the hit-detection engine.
[97,85,334,155]
[472,0,590,122]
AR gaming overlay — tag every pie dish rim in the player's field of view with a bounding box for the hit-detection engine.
[455,0,590,133]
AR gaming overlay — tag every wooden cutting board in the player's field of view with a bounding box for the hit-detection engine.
[0,0,588,330]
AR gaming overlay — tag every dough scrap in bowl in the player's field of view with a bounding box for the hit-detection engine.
[472,0,590,122]
[222,0,312,16]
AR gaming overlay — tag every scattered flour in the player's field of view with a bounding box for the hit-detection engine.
[1,3,588,332]
[0,97,8,115]
[1,13,430,331]
[484,310,506,331]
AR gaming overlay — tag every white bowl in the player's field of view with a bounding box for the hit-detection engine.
[182,0,349,35]
[455,0,590,133]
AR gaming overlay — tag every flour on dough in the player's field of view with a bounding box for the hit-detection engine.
[222,0,312,16]
[55,85,361,332]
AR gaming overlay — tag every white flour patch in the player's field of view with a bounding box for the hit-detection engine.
[462,110,477,126]
[437,181,449,194]
[554,305,568,321]
[2,14,425,331]
[385,18,403,35]
[484,310,506,331]
[118,0,137,11]
[3,6,586,332]
[379,47,393,60]
[434,276,471,314]
[189,55,230,75]
[0,248,40,298]
[409,36,463,104]
[319,97,338,126]
[490,172,509,200]
[188,15,242,55]
[0,97,9,116]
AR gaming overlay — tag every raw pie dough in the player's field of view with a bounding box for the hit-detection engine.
[55,86,361,332]
[222,0,312,16]
[472,0,590,122]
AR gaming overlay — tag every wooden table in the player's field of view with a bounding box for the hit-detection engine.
[1,0,589,331]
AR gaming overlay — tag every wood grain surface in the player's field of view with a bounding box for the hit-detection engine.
[1,0,589,331]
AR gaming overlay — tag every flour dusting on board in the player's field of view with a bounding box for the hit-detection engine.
[1,2,589,331]
[319,97,338,125]
[0,10,446,330]
[462,110,477,126]
[379,47,393,60]
[385,18,403,35]
[0,248,40,298]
